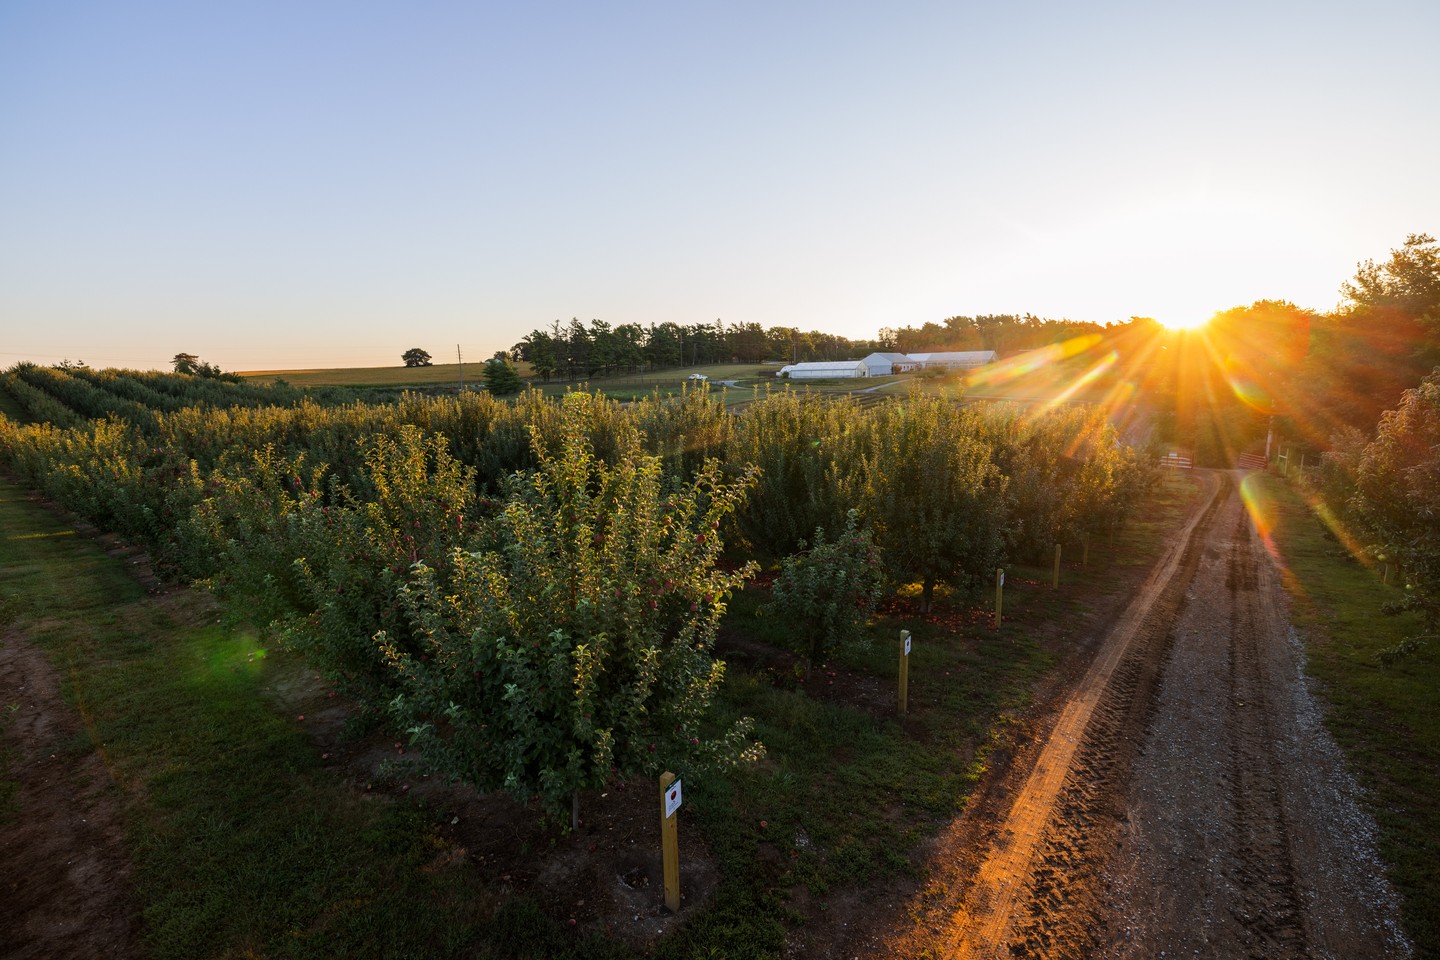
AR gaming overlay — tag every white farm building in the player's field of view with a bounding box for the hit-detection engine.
[777,351,999,380]
[778,360,869,379]
[861,352,919,376]
[906,350,999,371]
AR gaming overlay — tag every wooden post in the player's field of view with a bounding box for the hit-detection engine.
[1052,543,1062,589]
[898,630,911,716]
[1382,563,1389,584]
[659,772,680,913]
[994,568,1004,629]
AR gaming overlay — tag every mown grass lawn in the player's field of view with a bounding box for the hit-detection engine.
[1256,473,1440,958]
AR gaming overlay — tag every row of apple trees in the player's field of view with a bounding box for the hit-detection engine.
[0,383,1156,818]
[1311,368,1440,640]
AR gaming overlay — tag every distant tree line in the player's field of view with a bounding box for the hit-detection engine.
[509,314,1116,383]
[879,314,1107,356]
[511,318,880,381]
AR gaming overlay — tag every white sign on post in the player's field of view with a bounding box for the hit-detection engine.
[903,632,912,656]
[665,779,683,818]
[999,570,1005,587]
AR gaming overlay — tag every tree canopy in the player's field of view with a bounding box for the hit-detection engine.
[402,348,433,368]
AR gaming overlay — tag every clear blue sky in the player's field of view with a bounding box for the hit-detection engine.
[3,1,1437,371]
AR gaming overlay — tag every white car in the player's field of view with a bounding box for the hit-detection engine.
[687,373,708,381]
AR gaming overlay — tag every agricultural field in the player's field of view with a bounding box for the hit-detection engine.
[1,362,1161,956]
[241,360,535,389]
[237,360,772,395]
[239,359,926,406]
[1,358,1437,958]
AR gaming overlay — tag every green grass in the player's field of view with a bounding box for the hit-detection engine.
[1257,474,1439,957]
[0,477,624,960]
[530,363,774,398]
[1261,477,1440,955]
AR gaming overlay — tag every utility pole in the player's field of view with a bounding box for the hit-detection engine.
[457,344,463,389]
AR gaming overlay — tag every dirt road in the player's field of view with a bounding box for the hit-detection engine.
[920,471,1411,959]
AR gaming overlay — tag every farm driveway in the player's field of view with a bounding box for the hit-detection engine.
[905,471,1410,959]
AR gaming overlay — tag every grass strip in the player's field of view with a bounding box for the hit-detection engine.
[1257,474,1439,957]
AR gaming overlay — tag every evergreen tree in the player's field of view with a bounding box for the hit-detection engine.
[483,358,522,395]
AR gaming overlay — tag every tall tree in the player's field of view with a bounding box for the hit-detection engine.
[1342,233,1440,334]
[514,331,558,382]
[646,323,682,368]
[402,348,433,368]
[613,323,647,372]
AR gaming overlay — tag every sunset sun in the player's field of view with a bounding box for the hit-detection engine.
[1157,314,1212,331]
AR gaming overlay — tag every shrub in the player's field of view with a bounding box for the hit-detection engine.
[765,511,885,679]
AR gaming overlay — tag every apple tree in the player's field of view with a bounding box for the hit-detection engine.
[375,395,763,823]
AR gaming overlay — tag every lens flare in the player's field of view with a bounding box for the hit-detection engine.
[965,335,1103,390]
[1037,351,1118,415]
[1239,473,1281,565]
[1222,356,1272,412]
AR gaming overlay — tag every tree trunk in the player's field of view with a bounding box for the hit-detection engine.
[921,578,934,613]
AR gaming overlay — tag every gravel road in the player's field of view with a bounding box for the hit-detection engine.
[926,471,1411,959]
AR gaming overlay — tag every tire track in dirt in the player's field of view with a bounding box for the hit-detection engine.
[1221,505,1307,958]
[1097,477,1410,959]
[930,471,1227,959]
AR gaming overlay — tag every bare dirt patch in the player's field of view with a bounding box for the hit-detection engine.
[0,627,137,959]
